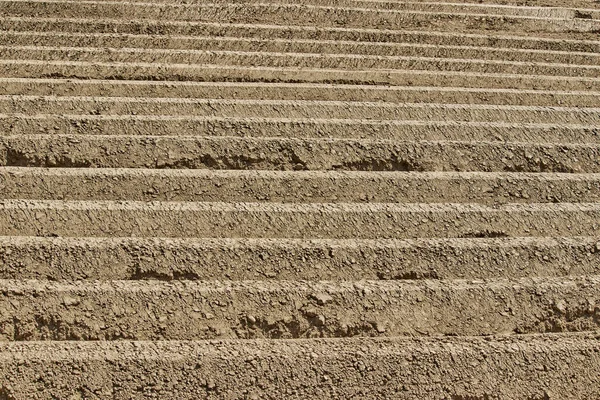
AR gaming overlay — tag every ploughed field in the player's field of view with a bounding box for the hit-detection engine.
[0,0,599,398]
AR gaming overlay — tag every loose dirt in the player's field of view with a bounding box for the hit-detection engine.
[0,0,599,398]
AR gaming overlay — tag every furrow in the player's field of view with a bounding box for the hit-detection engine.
[6,0,600,20]
[2,97,599,125]
[396,0,597,6]
[0,78,598,107]
[0,135,598,172]
[2,60,599,91]
[3,115,600,143]
[2,31,600,66]
[1,1,598,33]
[0,334,599,399]
[1,277,600,340]
[0,236,598,280]
[0,200,599,238]
[2,17,599,52]
[76,0,600,8]
[2,46,599,78]
[1,168,599,203]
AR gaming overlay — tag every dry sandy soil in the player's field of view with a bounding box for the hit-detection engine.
[0,0,599,398]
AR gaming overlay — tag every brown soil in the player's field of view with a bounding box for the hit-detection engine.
[1,334,599,399]
[0,0,599,398]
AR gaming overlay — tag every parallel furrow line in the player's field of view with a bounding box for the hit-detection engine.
[1,168,599,203]
[2,60,599,90]
[0,78,598,106]
[0,334,599,399]
[3,115,599,143]
[2,17,598,52]
[0,277,600,339]
[0,199,599,238]
[3,31,599,65]
[1,135,598,172]
[0,235,598,280]
[1,2,598,34]
[2,46,598,77]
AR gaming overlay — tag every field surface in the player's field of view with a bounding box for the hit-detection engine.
[0,0,599,398]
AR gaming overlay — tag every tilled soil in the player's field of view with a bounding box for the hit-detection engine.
[2,334,599,399]
[0,0,599,398]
